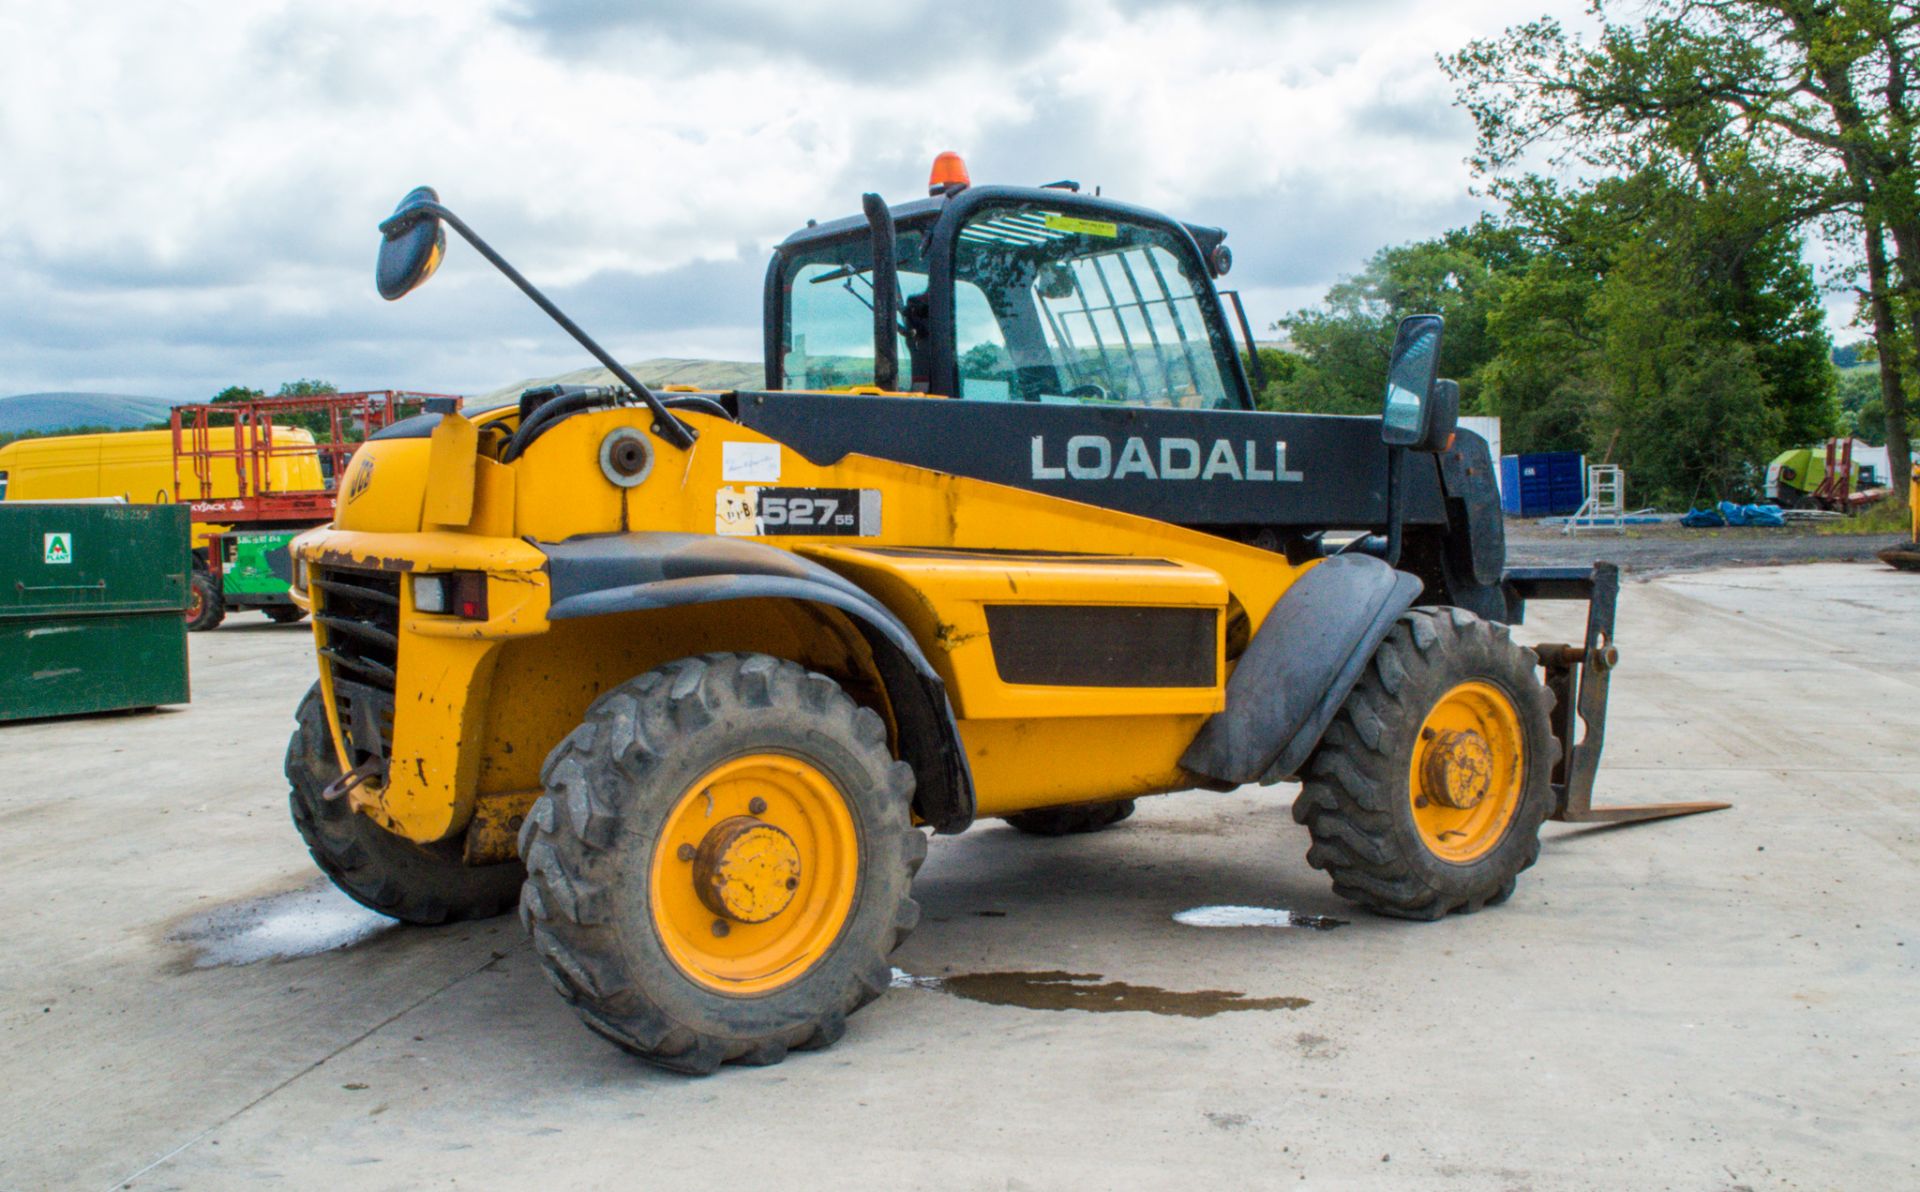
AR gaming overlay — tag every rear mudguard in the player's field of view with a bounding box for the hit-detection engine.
[540,532,975,832]
[1180,554,1421,786]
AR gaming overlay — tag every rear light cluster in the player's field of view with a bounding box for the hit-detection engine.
[412,571,489,620]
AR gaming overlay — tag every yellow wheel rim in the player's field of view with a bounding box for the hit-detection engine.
[1408,680,1525,864]
[648,754,859,995]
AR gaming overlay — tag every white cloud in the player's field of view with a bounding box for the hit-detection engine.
[1,0,1648,400]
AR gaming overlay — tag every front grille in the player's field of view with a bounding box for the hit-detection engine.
[313,566,400,770]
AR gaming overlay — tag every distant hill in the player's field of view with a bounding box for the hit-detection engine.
[472,358,765,407]
[0,392,175,436]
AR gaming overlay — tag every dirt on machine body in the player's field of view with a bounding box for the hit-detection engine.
[283,155,1724,1073]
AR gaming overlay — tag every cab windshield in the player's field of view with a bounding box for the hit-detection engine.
[952,202,1236,409]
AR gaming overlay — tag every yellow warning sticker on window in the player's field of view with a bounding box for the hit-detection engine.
[1043,213,1119,239]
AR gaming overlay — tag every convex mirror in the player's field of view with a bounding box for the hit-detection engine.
[376,186,447,301]
[1381,314,1444,447]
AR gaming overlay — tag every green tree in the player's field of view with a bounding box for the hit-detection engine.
[1278,159,1835,505]
[203,380,342,438]
[276,379,338,398]
[1590,230,1783,503]
[1444,0,1919,505]
[1481,169,1833,504]
[1268,218,1528,415]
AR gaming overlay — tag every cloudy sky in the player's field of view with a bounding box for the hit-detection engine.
[0,0,1668,400]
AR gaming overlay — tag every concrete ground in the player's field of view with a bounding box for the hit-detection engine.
[1505,519,1907,577]
[3,565,1916,1191]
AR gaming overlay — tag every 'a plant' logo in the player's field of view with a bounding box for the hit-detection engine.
[44,533,72,565]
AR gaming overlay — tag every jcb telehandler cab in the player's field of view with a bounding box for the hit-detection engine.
[286,155,1724,1073]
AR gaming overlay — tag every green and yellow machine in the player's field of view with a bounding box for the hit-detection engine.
[284,158,1724,1073]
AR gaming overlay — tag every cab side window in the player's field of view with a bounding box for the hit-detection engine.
[782,231,926,391]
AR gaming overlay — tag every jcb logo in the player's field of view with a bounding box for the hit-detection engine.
[346,457,374,503]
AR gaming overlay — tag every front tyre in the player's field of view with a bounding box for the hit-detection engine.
[1293,608,1556,920]
[519,653,925,1074]
[285,685,524,924]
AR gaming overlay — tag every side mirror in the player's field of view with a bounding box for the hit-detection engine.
[1417,379,1460,453]
[376,186,447,301]
[1380,314,1444,447]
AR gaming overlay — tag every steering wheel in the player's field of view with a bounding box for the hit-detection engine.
[1064,383,1114,402]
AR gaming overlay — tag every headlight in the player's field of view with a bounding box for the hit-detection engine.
[411,571,489,620]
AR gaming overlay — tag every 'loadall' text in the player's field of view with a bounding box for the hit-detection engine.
[1030,435,1305,482]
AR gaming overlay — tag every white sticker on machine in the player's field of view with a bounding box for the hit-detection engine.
[721,441,782,482]
[715,487,881,537]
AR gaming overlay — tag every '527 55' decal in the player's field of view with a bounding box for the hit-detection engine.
[716,487,882,537]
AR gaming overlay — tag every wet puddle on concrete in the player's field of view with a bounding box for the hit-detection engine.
[891,968,1308,1017]
[1173,905,1348,931]
[169,880,395,968]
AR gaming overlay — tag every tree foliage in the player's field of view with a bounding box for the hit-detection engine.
[1264,169,1834,506]
[1443,0,1920,505]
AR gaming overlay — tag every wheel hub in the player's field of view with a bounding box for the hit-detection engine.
[691,816,802,924]
[650,752,858,994]
[1420,727,1494,810]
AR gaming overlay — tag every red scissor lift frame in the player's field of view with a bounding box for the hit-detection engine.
[170,391,460,526]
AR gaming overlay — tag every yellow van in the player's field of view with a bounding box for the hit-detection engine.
[0,426,323,506]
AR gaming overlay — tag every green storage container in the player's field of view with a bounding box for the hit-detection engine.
[0,501,191,721]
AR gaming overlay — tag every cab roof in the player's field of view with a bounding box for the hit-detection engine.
[776,184,1227,264]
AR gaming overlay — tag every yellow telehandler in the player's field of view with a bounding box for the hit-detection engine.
[285,158,1724,1072]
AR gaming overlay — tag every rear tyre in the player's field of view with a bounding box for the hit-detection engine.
[1004,800,1136,836]
[186,570,225,632]
[1292,607,1555,921]
[285,685,524,925]
[263,605,308,624]
[519,653,925,1074]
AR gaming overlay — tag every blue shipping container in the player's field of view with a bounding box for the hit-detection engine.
[1499,452,1587,517]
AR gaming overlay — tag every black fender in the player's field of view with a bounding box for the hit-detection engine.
[540,532,974,832]
[1179,554,1421,786]
[1438,427,1505,590]
[1393,429,1506,621]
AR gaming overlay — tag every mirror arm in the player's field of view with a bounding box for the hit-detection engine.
[1384,445,1406,568]
[383,202,697,451]
[861,193,900,393]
